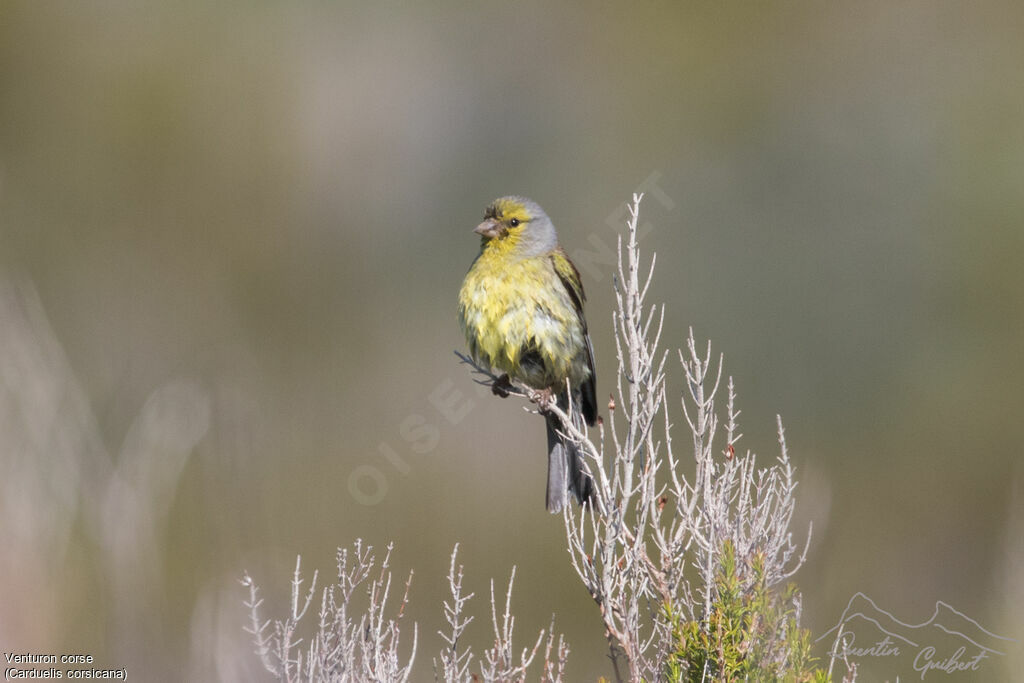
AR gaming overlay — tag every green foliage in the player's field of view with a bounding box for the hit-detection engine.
[664,541,831,682]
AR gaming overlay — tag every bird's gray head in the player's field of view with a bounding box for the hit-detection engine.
[473,195,558,257]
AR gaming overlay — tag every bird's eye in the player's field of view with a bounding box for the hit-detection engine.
[509,218,520,227]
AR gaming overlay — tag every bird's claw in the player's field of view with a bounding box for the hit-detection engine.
[491,374,513,398]
[530,387,556,414]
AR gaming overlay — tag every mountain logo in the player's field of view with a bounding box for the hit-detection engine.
[816,592,1016,679]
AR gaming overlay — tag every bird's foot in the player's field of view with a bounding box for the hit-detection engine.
[491,373,513,398]
[529,387,556,414]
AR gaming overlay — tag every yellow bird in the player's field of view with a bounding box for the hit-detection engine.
[458,196,597,512]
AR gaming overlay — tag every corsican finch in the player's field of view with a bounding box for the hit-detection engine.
[458,196,597,512]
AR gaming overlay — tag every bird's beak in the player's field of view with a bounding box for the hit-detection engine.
[474,219,502,239]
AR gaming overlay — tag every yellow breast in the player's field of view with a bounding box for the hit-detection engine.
[458,248,586,389]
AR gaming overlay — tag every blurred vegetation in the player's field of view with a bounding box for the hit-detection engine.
[2,1,1023,680]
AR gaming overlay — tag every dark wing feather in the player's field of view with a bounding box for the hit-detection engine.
[550,248,598,426]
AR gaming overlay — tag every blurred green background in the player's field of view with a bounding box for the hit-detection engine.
[2,1,1022,680]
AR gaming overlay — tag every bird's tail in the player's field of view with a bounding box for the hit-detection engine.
[545,392,595,513]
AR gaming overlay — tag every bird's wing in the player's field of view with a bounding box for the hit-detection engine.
[550,248,598,426]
